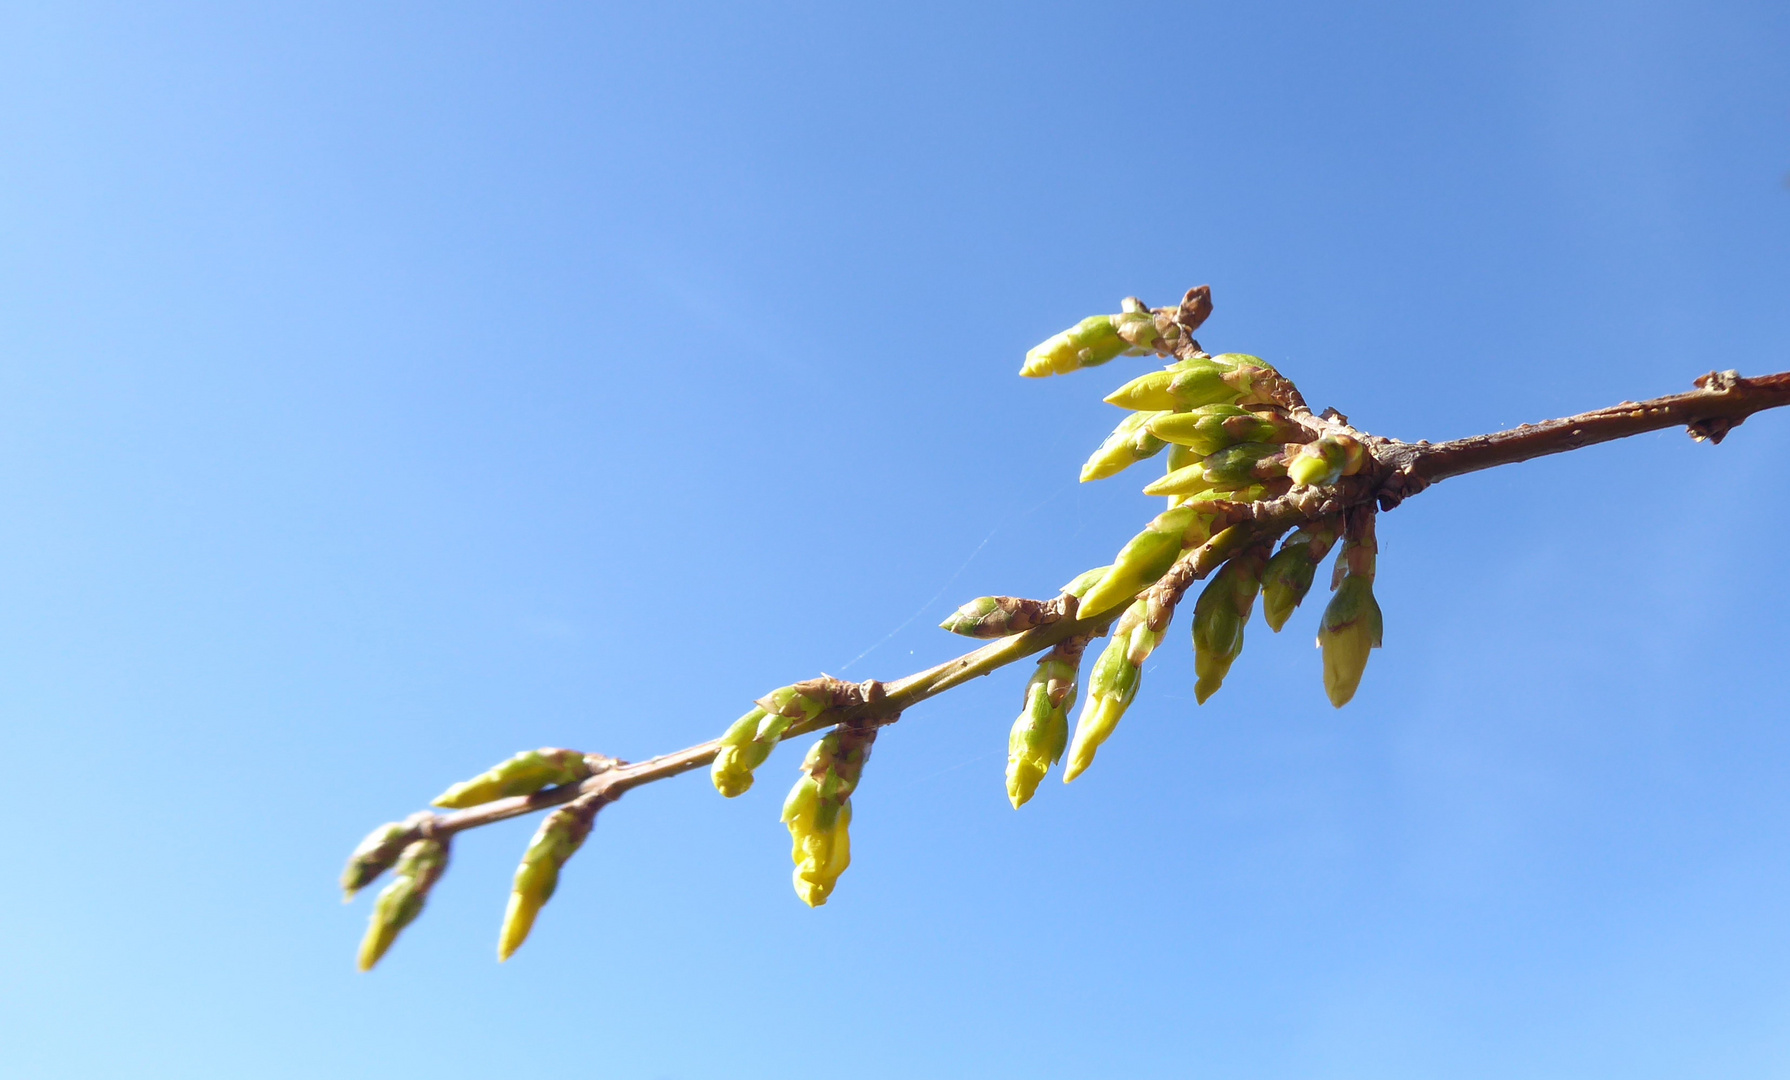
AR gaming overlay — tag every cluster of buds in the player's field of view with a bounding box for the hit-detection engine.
[781,724,877,906]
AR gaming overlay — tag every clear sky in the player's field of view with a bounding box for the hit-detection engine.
[2,2,1788,1077]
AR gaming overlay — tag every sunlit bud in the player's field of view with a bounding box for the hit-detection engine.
[939,595,1059,638]
[357,837,449,972]
[1148,405,1307,457]
[341,812,432,900]
[1061,565,1111,599]
[498,801,598,961]
[711,706,793,797]
[1063,601,1147,782]
[781,726,875,906]
[1318,574,1383,707]
[1191,546,1268,704]
[1107,355,1285,412]
[1286,434,1366,487]
[1021,315,1142,377]
[1080,410,1170,482]
[1142,442,1287,497]
[431,749,592,809]
[1259,520,1341,632]
[755,684,830,723]
[1075,505,1211,616]
[1007,656,1078,807]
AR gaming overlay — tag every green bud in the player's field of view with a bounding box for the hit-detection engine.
[1142,442,1287,497]
[781,727,874,907]
[498,802,597,961]
[1080,410,1170,482]
[1191,547,1268,704]
[1259,520,1341,632]
[1318,574,1383,707]
[1285,434,1366,487]
[939,595,1057,638]
[357,837,449,972]
[431,748,593,809]
[756,684,830,723]
[1063,601,1150,782]
[341,813,430,900]
[1061,565,1111,598]
[1075,505,1212,616]
[1105,357,1283,412]
[1007,656,1077,807]
[1147,405,1306,457]
[1021,315,1142,377]
[711,706,793,797]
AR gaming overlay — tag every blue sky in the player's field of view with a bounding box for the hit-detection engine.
[2,2,1788,1077]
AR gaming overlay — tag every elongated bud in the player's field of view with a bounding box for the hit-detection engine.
[940,595,1061,638]
[711,706,793,797]
[1061,565,1111,598]
[1076,504,1213,616]
[357,836,449,971]
[1007,649,1081,807]
[1142,442,1287,497]
[1105,356,1284,412]
[1260,519,1341,632]
[1318,508,1382,707]
[1318,575,1383,707]
[342,811,432,900]
[1285,433,1366,487]
[1191,545,1270,704]
[1147,405,1309,457]
[432,748,593,809]
[1063,601,1152,782]
[782,725,876,906]
[1080,410,1170,482]
[498,796,602,961]
[1022,315,1144,377]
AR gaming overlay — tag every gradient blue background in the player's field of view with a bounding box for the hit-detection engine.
[3,2,1788,1077]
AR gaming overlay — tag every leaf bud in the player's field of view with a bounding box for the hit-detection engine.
[1259,519,1342,632]
[1142,442,1287,497]
[1075,504,1213,616]
[498,798,601,961]
[1318,573,1383,707]
[1007,654,1078,808]
[1191,545,1269,704]
[1021,315,1143,378]
[1147,405,1309,457]
[939,595,1060,638]
[1080,410,1170,482]
[357,836,449,972]
[341,812,433,900]
[1063,601,1149,782]
[431,748,593,809]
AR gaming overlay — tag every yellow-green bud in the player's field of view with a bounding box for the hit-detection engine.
[1285,434,1366,487]
[1105,356,1282,412]
[1075,504,1212,616]
[782,726,875,906]
[1080,410,1170,482]
[431,748,593,809]
[1147,406,1307,457]
[711,707,793,797]
[498,801,597,961]
[1260,520,1341,632]
[341,812,430,900]
[357,837,449,972]
[939,595,1059,638]
[1063,601,1149,782]
[1142,442,1287,497]
[756,684,831,722]
[1007,655,1078,807]
[1021,315,1144,377]
[1061,565,1111,599]
[1318,573,1383,707]
[1191,547,1268,704]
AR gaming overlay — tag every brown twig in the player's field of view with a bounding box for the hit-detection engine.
[372,367,1790,864]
